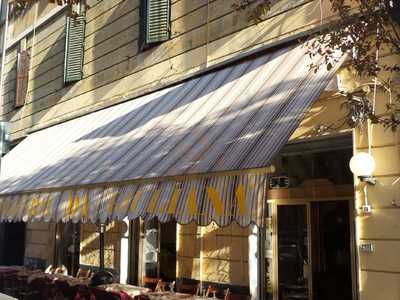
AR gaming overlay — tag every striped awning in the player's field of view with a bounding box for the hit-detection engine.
[0,42,342,226]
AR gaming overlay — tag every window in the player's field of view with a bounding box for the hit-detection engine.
[139,0,171,50]
[0,0,8,25]
[0,1,8,52]
[64,7,86,84]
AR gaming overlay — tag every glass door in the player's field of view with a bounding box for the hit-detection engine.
[263,200,354,300]
[143,219,160,278]
[141,220,177,282]
[277,204,310,300]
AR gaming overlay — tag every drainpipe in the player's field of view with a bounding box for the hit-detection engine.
[0,0,10,177]
[0,0,9,116]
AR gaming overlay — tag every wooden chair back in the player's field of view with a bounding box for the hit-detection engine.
[54,265,68,275]
[44,265,56,274]
[143,276,162,291]
[224,288,251,300]
[176,282,200,295]
[155,280,169,292]
[206,285,219,297]
[76,268,92,279]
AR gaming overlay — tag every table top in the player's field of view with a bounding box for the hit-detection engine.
[27,272,90,286]
[0,267,24,274]
[0,293,17,300]
[140,292,196,300]
[98,283,151,297]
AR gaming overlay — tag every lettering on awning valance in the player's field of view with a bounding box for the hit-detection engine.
[0,172,269,227]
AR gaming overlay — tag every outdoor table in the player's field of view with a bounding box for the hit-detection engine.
[27,272,90,286]
[0,267,25,271]
[0,267,22,280]
[136,291,195,300]
[52,274,91,286]
[99,283,151,297]
[0,268,28,293]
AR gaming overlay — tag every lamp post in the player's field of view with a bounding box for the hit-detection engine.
[99,223,105,271]
[90,222,114,287]
[349,152,376,214]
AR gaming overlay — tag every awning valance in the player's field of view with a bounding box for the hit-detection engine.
[0,41,341,226]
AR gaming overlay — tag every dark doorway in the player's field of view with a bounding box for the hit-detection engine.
[142,220,177,282]
[311,201,352,300]
[0,222,26,266]
[159,221,176,282]
[55,222,81,275]
[277,205,309,300]
[276,201,353,300]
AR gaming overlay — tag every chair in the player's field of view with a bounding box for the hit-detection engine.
[206,285,219,298]
[76,268,93,279]
[91,287,122,300]
[45,265,56,274]
[224,288,232,300]
[74,284,92,300]
[224,288,251,300]
[176,282,200,295]
[54,279,78,299]
[155,280,169,292]
[142,277,162,291]
[27,277,55,300]
[55,265,69,275]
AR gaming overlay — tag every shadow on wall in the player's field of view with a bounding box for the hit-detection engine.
[5,0,325,140]
[289,94,349,141]
[79,221,127,270]
[0,66,330,197]
[1,58,18,120]
[177,222,249,286]
[2,2,68,134]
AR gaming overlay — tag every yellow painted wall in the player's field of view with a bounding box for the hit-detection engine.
[24,222,55,266]
[8,0,55,40]
[177,222,250,286]
[22,92,350,282]
[175,92,351,288]
[289,91,350,141]
[80,221,127,273]
[339,51,400,300]
[11,2,400,297]
[24,221,126,274]
[1,0,342,141]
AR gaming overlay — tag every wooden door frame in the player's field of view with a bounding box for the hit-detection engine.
[272,201,312,300]
[260,198,357,300]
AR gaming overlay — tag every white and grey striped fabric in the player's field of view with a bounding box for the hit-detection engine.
[0,42,342,226]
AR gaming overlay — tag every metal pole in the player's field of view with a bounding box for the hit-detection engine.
[71,223,77,276]
[99,223,105,271]
[53,223,58,266]
[0,0,9,111]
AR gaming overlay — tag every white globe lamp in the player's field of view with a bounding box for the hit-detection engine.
[349,152,376,184]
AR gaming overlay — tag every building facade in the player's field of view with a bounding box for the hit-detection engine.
[0,0,399,299]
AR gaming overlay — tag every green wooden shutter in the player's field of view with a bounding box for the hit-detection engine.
[146,0,170,44]
[64,15,86,84]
